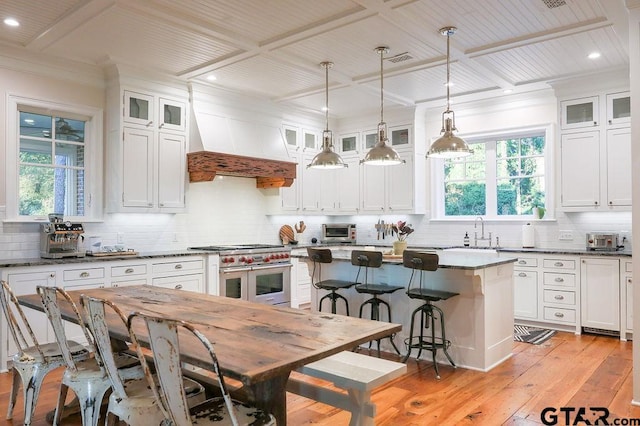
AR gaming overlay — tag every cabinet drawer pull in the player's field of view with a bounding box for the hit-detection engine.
[125,268,134,274]
[174,284,183,290]
[554,277,564,283]
[518,260,527,264]
[518,272,527,277]
[554,312,564,318]
[554,262,564,267]
[80,272,90,278]
[174,264,183,269]
[554,295,564,300]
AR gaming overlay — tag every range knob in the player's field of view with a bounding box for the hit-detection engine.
[239,256,246,263]
[246,258,254,264]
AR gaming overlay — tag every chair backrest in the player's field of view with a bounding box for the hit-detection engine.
[402,250,439,292]
[80,295,133,398]
[351,250,382,286]
[127,312,238,426]
[307,247,333,263]
[0,280,44,359]
[37,286,97,370]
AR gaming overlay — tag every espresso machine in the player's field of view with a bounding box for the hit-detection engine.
[40,213,86,259]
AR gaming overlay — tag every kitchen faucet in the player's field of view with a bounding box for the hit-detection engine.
[474,216,492,247]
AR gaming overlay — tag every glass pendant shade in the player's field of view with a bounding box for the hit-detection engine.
[307,62,347,169]
[361,46,405,166]
[427,27,473,159]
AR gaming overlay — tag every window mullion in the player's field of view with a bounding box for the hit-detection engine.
[485,141,498,217]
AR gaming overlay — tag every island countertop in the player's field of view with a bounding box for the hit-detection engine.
[292,248,518,270]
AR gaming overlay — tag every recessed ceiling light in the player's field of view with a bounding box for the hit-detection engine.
[503,89,513,94]
[588,52,601,60]
[206,74,217,81]
[4,17,19,27]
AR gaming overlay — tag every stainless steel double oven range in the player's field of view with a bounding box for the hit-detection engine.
[189,244,292,307]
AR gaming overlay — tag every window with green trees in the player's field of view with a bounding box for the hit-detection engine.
[18,110,86,217]
[442,130,546,217]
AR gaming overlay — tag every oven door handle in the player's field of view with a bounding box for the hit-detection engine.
[221,267,253,273]
[252,263,293,271]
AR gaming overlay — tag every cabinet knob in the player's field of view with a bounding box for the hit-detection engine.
[174,264,183,269]
[555,277,564,282]
[159,123,164,128]
[609,201,613,205]
[50,273,56,278]
[594,201,599,205]
[554,295,564,300]
[174,284,183,290]
[554,312,564,318]
[518,260,527,264]
[609,119,612,124]
[80,272,90,278]
[518,272,527,277]
[125,268,134,274]
[146,121,153,127]
[554,262,564,267]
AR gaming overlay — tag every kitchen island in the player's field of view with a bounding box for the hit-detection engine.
[296,248,518,372]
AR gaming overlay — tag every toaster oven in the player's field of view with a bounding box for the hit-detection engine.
[322,223,357,244]
[586,233,620,251]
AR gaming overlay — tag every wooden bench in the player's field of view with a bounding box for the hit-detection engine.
[287,351,407,426]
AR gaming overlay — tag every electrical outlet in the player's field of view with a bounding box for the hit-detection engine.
[173,233,178,242]
[116,232,124,244]
[558,231,573,241]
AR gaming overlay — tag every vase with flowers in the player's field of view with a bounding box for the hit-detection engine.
[392,221,414,255]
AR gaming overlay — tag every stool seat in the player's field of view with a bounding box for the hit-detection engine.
[407,288,458,302]
[317,279,356,291]
[355,283,404,295]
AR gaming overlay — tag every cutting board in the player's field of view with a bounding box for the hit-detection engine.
[279,225,295,244]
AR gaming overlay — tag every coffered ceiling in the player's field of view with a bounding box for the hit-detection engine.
[0,0,630,117]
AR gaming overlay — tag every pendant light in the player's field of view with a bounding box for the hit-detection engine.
[307,62,347,169]
[361,46,405,166]
[427,27,473,159]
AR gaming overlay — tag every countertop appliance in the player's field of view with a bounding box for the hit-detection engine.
[586,232,621,251]
[40,214,86,259]
[189,244,291,306]
[322,223,357,244]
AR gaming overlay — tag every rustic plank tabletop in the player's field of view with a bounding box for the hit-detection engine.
[18,284,401,425]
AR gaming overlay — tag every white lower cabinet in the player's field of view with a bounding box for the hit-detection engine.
[290,253,311,309]
[513,260,538,320]
[151,258,205,293]
[580,257,620,333]
[0,255,206,370]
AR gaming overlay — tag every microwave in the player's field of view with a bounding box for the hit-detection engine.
[322,223,357,244]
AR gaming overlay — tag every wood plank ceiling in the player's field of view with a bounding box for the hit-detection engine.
[0,0,629,117]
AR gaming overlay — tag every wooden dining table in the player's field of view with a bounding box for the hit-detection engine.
[18,285,401,425]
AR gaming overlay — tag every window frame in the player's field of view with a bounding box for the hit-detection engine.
[431,125,554,221]
[6,95,103,222]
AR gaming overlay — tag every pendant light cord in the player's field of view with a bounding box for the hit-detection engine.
[325,63,330,132]
[379,48,384,123]
[445,30,451,113]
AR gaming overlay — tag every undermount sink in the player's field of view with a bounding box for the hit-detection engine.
[444,248,498,254]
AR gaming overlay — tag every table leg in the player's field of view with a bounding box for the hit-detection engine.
[245,373,290,425]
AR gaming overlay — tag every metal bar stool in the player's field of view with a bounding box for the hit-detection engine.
[307,247,357,315]
[400,250,458,379]
[352,250,404,357]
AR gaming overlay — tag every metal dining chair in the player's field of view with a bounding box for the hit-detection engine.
[127,311,276,426]
[0,281,91,426]
[80,295,205,425]
[36,286,141,426]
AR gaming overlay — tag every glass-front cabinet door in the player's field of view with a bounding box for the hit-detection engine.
[124,90,154,126]
[364,130,377,150]
[159,97,186,132]
[561,96,599,130]
[606,92,630,127]
[283,125,299,151]
[339,133,358,153]
[303,129,318,151]
[390,125,411,147]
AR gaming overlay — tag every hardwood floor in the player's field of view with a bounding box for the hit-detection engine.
[0,332,638,425]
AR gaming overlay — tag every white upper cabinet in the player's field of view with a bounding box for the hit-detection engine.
[361,150,414,213]
[339,133,359,154]
[606,92,630,127]
[558,89,631,211]
[561,96,599,130]
[302,129,319,152]
[107,82,189,213]
[283,124,300,152]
